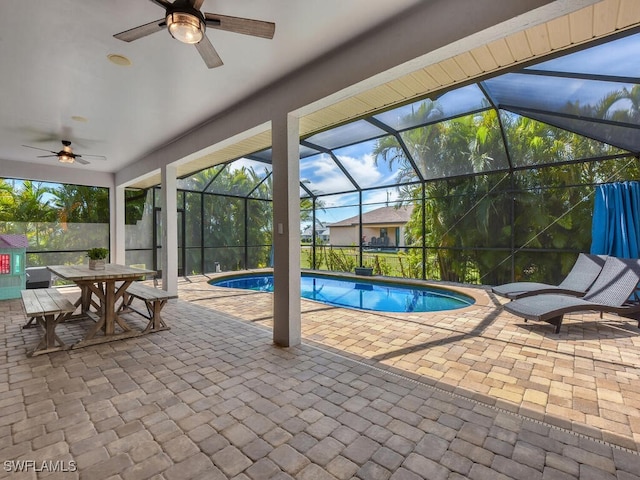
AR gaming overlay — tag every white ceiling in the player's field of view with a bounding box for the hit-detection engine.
[0,0,423,174]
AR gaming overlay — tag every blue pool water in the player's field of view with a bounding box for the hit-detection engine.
[210,273,474,313]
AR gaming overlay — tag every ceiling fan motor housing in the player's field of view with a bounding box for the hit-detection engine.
[22,139,104,166]
[166,5,206,44]
[59,140,75,162]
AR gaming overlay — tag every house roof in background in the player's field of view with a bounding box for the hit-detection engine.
[329,205,414,227]
[301,226,329,237]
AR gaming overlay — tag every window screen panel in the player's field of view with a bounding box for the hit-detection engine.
[374,84,490,130]
[526,33,640,78]
[333,138,419,189]
[206,158,272,196]
[500,110,629,167]
[508,109,639,154]
[304,120,386,150]
[400,110,509,180]
[300,153,357,195]
[178,165,225,191]
[484,74,640,128]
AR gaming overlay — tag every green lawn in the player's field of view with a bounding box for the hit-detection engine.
[300,245,421,278]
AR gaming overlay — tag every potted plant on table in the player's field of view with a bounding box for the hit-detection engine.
[87,248,109,270]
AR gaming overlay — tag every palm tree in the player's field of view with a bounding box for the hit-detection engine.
[51,184,109,224]
[10,181,56,248]
[184,163,274,271]
[372,89,640,285]
[0,179,16,224]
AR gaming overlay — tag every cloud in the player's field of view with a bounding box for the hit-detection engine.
[300,151,392,195]
[227,157,271,177]
[336,153,383,187]
[300,154,356,194]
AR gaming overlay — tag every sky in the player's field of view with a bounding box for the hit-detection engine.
[299,139,408,228]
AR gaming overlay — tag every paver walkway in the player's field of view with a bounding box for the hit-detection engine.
[0,275,639,479]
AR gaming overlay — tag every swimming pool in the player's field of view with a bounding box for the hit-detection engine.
[209,272,474,313]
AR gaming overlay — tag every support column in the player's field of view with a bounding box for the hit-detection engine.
[161,164,178,296]
[271,113,301,347]
[112,185,126,265]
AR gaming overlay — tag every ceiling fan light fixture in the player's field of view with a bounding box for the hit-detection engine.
[58,154,74,164]
[166,11,204,44]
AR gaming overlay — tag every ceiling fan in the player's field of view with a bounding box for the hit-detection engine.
[22,140,106,165]
[113,0,276,68]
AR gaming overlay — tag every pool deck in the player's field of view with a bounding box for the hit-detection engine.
[1,273,639,478]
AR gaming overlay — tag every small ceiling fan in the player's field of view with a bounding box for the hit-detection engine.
[22,140,106,165]
[113,0,276,68]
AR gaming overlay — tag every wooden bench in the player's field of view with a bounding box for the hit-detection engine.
[21,288,76,356]
[121,283,175,334]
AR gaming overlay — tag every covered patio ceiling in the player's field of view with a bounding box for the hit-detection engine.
[0,0,423,176]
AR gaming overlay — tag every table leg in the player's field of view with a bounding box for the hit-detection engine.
[113,281,134,332]
[81,280,135,340]
[28,313,69,357]
[61,289,87,321]
[81,282,107,340]
[81,285,92,313]
[104,281,115,336]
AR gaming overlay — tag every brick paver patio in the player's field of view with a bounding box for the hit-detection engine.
[1,274,639,479]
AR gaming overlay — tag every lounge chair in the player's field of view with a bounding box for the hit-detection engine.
[492,253,607,300]
[503,256,640,333]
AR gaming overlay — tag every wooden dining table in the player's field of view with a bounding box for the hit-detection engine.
[47,263,156,346]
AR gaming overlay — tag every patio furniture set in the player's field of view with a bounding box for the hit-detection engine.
[493,254,640,333]
[17,253,640,356]
[20,263,175,356]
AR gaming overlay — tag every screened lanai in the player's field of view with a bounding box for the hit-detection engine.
[7,4,640,477]
[5,27,635,286]
[6,29,638,284]
[146,29,639,287]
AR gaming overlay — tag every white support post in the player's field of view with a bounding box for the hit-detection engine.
[112,185,126,265]
[161,165,178,296]
[271,113,301,347]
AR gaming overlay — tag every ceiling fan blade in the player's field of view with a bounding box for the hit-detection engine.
[203,13,275,39]
[22,145,57,154]
[195,36,224,68]
[114,19,166,42]
[36,155,58,158]
[149,0,173,8]
[80,154,107,161]
[190,0,205,9]
[29,133,60,143]
[74,157,90,165]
